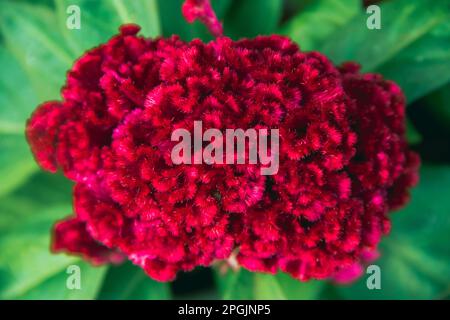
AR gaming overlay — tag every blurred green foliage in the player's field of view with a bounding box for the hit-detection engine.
[0,0,449,300]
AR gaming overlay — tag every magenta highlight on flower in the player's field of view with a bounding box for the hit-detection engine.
[171,121,280,175]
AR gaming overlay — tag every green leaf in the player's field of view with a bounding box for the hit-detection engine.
[0,172,75,299]
[224,0,283,39]
[0,4,69,196]
[0,134,37,198]
[274,273,326,300]
[0,172,73,230]
[55,0,161,56]
[110,0,160,37]
[321,0,447,72]
[98,262,171,300]
[0,48,37,194]
[279,0,361,51]
[0,47,39,196]
[0,47,39,134]
[253,273,287,299]
[214,268,326,300]
[215,268,255,300]
[0,1,75,101]
[336,166,450,299]
[377,19,450,102]
[17,262,108,300]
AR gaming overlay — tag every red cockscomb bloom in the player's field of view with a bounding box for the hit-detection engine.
[26,1,419,282]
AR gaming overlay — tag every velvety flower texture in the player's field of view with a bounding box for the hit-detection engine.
[26,24,419,282]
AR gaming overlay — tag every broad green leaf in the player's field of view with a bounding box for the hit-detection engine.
[0,48,38,196]
[253,273,287,299]
[0,134,37,197]
[377,19,450,102]
[224,0,283,39]
[337,166,450,299]
[55,0,161,57]
[321,0,447,72]
[275,273,326,300]
[0,172,75,299]
[214,267,326,300]
[215,268,254,300]
[0,1,74,101]
[0,47,38,133]
[10,0,54,5]
[17,262,108,300]
[157,0,232,41]
[98,262,171,300]
[110,0,160,37]
[283,0,315,12]
[0,3,69,196]
[0,172,73,229]
[279,0,361,51]
[0,218,79,299]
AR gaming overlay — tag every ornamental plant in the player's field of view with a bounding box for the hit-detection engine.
[26,0,419,282]
[1,0,449,300]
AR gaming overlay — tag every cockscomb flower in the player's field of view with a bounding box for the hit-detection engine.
[26,0,419,282]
